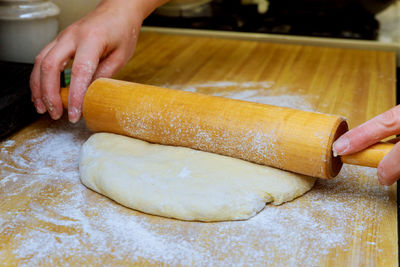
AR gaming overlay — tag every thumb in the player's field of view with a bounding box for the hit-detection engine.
[377,141,400,186]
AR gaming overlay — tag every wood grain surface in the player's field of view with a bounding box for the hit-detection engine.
[0,31,397,266]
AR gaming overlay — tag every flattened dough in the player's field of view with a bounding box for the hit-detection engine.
[80,133,316,221]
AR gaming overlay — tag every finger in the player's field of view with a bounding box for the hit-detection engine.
[92,50,127,80]
[68,39,104,123]
[30,40,57,114]
[333,105,400,155]
[377,141,400,186]
[40,40,76,120]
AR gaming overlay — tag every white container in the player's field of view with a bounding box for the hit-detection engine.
[0,0,60,63]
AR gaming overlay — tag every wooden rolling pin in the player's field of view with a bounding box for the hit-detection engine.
[61,78,394,179]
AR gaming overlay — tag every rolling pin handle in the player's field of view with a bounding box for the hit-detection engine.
[340,142,394,168]
[60,87,69,109]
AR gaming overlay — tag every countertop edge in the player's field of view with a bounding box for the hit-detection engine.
[141,26,400,66]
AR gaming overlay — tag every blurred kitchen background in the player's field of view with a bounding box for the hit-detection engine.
[0,0,399,139]
[1,0,399,64]
[54,0,400,42]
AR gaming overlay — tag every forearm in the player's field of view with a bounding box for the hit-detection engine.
[98,0,169,22]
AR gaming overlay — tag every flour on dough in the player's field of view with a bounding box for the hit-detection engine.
[79,133,316,221]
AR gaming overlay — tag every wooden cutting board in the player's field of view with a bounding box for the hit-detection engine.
[0,31,397,266]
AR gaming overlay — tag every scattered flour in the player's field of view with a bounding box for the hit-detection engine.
[0,81,393,265]
[167,80,315,112]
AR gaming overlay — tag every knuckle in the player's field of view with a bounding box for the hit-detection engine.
[64,24,76,33]
[41,92,55,103]
[59,26,79,43]
[40,57,56,74]
[378,107,400,129]
[72,62,95,78]
[85,27,103,40]
[63,23,80,35]
[34,54,43,65]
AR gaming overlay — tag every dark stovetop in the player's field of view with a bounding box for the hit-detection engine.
[144,1,380,40]
[0,62,40,140]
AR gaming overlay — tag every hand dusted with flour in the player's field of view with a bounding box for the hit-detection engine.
[79,133,316,221]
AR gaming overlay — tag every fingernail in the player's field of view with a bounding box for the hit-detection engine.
[42,97,62,119]
[42,97,54,112]
[68,107,81,123]
[34,98,47,114]
[49,110,61,120]
[333,137,349,155]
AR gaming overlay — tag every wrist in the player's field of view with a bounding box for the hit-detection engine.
[99,0,168,22]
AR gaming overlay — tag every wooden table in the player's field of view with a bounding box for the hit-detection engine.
[0,31,397,266]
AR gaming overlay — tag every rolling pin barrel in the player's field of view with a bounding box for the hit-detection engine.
[62,78,348,179]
